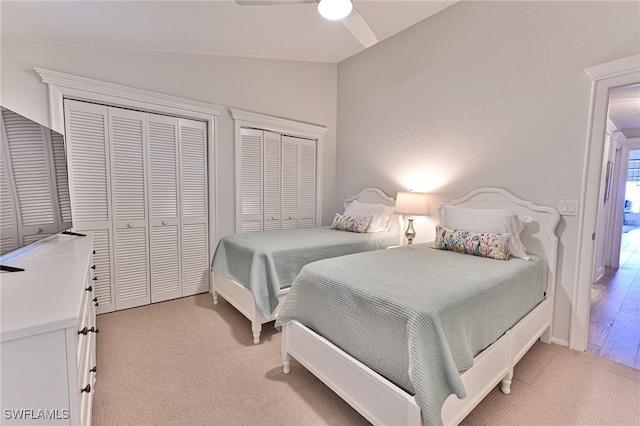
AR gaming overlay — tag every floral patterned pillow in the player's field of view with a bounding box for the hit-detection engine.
[432,225,512,260]
[330,214,372,233]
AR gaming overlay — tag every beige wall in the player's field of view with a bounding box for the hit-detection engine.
[336,1,640,344]
[0,41,338,242]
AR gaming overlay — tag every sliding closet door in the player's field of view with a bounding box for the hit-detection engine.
[263,131,281,231]
[110,108,150,310]
[64,100,115,313]
[281,136,299,230]
[238,128,263,232]
[147,114,181,303]
[179,118,209,296]
[298,138,316,228]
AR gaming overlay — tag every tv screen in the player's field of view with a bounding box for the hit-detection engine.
[0,106,73,257]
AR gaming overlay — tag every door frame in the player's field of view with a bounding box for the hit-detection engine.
[571,54,640,351]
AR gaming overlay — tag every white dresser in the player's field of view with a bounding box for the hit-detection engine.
[1,233,96,425]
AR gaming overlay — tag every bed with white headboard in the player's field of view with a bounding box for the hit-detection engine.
[211,187,402,344]
[277,187,560,426]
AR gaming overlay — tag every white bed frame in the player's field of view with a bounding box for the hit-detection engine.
[212,187,401,344]
[281,187,560,425]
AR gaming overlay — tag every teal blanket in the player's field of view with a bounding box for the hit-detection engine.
[275,244,544,426]
[211,226,396,317]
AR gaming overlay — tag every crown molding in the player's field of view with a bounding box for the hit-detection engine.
[229,108,328,139]
[35,67,225,117]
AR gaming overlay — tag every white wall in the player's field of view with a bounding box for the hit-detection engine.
[336,1,640,344]
[0,40,338,242]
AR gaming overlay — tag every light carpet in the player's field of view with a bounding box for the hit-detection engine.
[93,294,640,425]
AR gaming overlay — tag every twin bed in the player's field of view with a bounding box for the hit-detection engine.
[211,187,401,343]
[212,187,560,425]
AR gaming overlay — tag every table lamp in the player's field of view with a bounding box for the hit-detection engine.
[395,191,429,244]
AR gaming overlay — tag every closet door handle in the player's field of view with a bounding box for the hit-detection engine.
[162,221,167,225]
[127,223,133,228]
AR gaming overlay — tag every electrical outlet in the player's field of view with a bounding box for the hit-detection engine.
[559,200,579,216]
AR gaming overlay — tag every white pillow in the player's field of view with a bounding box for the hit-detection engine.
[344,200,394,232]
[440,205,530,260]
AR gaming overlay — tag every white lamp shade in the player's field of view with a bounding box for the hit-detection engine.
[317,0,353,21]
[395,191,429,216]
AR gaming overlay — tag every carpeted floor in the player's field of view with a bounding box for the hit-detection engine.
[93,294,640,425]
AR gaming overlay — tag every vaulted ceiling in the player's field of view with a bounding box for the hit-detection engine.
[1,0,457,63]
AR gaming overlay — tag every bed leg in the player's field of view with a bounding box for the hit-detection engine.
[540,325,551,344]
[252,320,262,344]
[212,291,219,305]
[500,369,513,394]
[283,352,291,374]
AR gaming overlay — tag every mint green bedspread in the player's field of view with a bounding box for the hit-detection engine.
[275,244,544,426]
[211,226,396,318]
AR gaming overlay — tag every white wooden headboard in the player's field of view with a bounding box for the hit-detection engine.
[440,187,560,297]
[343,188,402,244]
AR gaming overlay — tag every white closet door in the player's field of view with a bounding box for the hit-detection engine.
[109,107,150,310]
[64,99,115,313]
[180,118,209,296]
[1,108,59,244]
[0,119,19,254]
[147,114,181,303]
[281,136,299,230]
[238,128,263,232]
[50,130,72,226]
[263,131,281,231]
[298,139,316,228]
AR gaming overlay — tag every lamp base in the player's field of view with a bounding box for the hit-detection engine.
[405,218,416,245]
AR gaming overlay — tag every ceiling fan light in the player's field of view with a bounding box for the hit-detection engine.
[318,0,353,21]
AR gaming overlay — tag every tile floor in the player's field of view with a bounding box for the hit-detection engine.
[588,226,640,369]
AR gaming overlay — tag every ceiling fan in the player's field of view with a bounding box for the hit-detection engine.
[235,0,378,48]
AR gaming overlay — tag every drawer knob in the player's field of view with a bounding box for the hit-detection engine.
[90,327,99,334]
[81,384,91,393]
[92,277,98,281]
[92,250,96,255]
[90,366,97,373]
[91,265,96,270]
[78,327,89,335]
[94,302,99,307]
[92,297,98,303]
[85,286,93,292]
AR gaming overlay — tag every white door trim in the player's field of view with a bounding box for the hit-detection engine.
[34,67,223,283]
[571,54,640,351]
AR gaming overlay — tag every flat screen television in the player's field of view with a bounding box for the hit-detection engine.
[0,106,73,263]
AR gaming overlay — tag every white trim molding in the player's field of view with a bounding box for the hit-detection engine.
[34,67,224,285]
[571,54,640,351]
[230,108,328,229]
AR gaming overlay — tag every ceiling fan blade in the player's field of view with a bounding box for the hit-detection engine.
[342,7,378,48]
[235,0,315,5]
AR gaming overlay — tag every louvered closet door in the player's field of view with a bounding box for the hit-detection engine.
[239,128,263,232]
[1,108,60,244]
[109,107,150,310]
[0,120,19,254]
[180,118,209,296]
[298,139,316,228]
[147,114,181,303]
[64,99,115,314]
[263,131,281,231]
[281,136,299,230]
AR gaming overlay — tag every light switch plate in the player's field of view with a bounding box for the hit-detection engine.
[559,200,579,216]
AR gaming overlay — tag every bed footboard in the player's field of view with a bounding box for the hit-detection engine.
[212,272,288,344]
[282,297,552,426]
